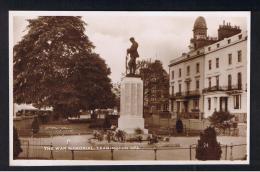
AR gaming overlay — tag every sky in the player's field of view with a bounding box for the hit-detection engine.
[12,12,249,83]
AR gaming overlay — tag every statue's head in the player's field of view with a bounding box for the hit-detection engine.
[129,37,135,42]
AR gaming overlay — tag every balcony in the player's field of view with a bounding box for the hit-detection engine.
[203,84,242,94]
[170,90,200,99]
[227,84,242,91]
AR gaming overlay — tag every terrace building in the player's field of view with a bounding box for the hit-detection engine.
[203,31,247,121]
[169,16,247,121]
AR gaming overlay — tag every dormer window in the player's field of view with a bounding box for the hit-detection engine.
[208,47,211,51]
[238,34,242,40]
[228,39,231,44]
[217,43,220,48]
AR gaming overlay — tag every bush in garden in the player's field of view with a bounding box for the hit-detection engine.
[115,129,126,142]
[134,128,144,135]
[176,119,184,133]
[106,130,114,143]
[93,130,105,141]
[147,134,159,144]
[209,110,234,129]
[13,127,22,159]
[31,117,40,134]
[195,126,222,160]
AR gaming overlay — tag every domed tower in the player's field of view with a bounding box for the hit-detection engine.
[190,16,211,50]
[193,16,207,40]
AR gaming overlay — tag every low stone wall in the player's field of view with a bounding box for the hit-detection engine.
[144,115,210,132]
[182,119,210,131]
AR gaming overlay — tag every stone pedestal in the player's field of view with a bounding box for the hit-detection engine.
[118,77,148,134]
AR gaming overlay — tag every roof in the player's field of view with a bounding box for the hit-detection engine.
[194,16,207,29]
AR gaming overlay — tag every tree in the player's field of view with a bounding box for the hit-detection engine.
[14,16,116,118]
[139,60,169,114]
[111,82,120,111]
[196,127,222,160]
[209,111,234,129]
[13,127,22,159]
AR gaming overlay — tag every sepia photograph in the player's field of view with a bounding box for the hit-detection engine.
[9,11,250,166]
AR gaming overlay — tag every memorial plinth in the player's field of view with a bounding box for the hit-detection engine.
[118,77,148,134]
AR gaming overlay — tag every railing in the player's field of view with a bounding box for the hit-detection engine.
[203,84,242,93]
[17,140,247,161]
[171,90,200,99]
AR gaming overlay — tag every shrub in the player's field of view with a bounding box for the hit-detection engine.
[13,127,22,159]
[176,119,183,133]
[148,134,159,144]
[209,111,234,129]
[115,130,126,142]
[106,130,114,143]
[165,137,170,142]
[31,117,40,134]
[134,128,144,135]
[195,127,222,160]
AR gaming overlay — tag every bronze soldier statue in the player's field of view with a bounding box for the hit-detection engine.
[126,37,139,76]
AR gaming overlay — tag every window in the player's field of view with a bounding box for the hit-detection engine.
[186,82,190,92]
[179,68,181,77]
[228,53,232,65]
[238,72,242,89]
[171,86,174,95]
[187,66,190,76]
[216,76,219,88]
[238,50,242,62]
[216,58,219,68]
[208,47,211,51]
[196,80,200,90]
[196,63,200,73]
[228,39,231,44]
[208,77,211,88]
[171,70,174,80]
[209,60,212,70]
[193,99,199,109]
[197,51,200,55]
[233,95,241,109]
[178,83,182,93]
[171,100,174,112]
[217,43,220,48]
[238,34,242,40]
[208,98,211,110]
[228,74,232,89]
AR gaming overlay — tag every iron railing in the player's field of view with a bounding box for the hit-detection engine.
[170,90,201,99]
[17,140,247,161]
[203,84,242,93]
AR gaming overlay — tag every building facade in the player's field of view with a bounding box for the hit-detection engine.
[169,49,205,119]
[203,31,247,121]
[169,16,247,121]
